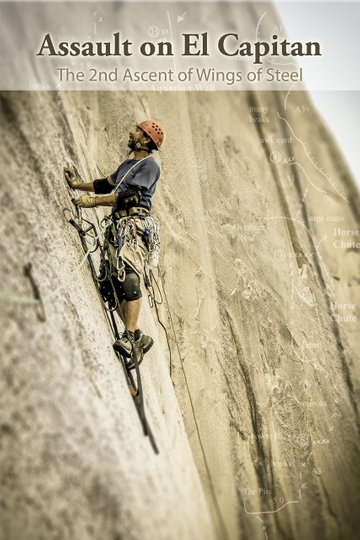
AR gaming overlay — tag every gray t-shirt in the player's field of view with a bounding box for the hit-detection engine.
[110,156,160,211]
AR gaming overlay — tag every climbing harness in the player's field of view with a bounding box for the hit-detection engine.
[114,206,149,219]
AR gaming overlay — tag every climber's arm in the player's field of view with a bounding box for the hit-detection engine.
[94,194,118,207]
[64,168,115,193]
[64,167,93,191]
[72,183,95,192]
[74,185,144,209]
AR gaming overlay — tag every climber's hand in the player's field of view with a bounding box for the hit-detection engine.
[64,167,80,189]
[74,195,97,208]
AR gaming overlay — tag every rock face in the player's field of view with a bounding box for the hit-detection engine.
[1,10,360,540]
[0,90,215,540]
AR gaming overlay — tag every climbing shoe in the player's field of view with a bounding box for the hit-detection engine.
[113,332,134,358]
[136,330,154,355]
[126,331,154,370]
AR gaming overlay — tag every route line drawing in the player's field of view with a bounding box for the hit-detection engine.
[284,81,298,111]
[277,112,349,203]
[244,500,299,515]
[256,12,298,70]
[289,162,327,194]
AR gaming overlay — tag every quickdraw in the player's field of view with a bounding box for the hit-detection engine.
[115,248,126,282]
[119,217,139,253]
[142,216,161,254]
[63,207,99,254]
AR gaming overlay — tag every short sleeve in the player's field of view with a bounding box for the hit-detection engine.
[110,166,121,183]
[131,158,160,190]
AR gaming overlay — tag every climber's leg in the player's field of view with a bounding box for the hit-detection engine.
[123,297,142,332]
[113,271,153,361]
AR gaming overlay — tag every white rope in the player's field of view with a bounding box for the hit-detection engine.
[110,155,151,196]
[0,249,91,305]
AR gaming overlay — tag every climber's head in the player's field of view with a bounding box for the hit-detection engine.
[128,120,165,155]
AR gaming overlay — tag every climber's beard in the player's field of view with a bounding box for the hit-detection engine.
[127,137,138,155]
[128,136,136,150]
[128,133,146,154]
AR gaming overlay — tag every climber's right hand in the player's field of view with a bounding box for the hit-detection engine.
[64,167,80,189]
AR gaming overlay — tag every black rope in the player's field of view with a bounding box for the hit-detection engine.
[153,300,172,376]
[144,266,163,307]
[144,267,174,375]
[156,265,230,539]
[149,269,163,305]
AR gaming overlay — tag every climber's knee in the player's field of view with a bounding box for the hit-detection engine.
[122,270,142,301]
[110,276,126,303]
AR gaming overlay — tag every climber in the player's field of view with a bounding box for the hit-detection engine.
[64,120,165,368]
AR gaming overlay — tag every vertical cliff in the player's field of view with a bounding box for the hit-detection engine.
[1,84,360,539]
[0,90,216,540]
[154,88,360,540]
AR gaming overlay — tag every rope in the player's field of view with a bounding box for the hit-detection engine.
[148,268,163,306]
[153,300,172,374]
[0,249,91,305]
[158,264,230,540]
[46,250,91,300]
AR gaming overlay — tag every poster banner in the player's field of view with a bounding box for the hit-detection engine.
[1,2,359,540]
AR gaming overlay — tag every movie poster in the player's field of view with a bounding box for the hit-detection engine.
[1,1,359,539]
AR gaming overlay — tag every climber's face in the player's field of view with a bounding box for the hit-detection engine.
[128,126,143,148]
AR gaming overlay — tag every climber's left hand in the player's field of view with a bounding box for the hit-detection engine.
[74,195,97,208]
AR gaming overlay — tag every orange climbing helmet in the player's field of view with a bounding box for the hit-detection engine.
[137,120,166,150]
